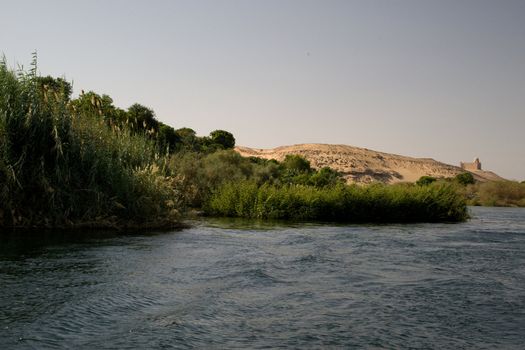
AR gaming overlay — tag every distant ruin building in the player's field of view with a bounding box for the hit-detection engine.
[460,158,481,171]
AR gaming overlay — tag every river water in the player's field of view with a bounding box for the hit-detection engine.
[1,207,524,349]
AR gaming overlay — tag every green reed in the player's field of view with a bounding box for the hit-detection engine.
[0,57,182,229]
[205,181,468,223]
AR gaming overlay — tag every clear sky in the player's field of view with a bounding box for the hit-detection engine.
[1,0,524,180]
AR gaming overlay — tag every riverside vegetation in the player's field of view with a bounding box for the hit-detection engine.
[196,154,468,222]
[1,57,183,229]
[0,56,235,229]
[0,57,476,228]
[463,181,525,207]
[416,173,525,208]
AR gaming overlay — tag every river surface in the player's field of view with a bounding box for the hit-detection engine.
[1,207,525,349]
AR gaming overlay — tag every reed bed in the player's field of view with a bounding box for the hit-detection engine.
[0,57,182,229]
[205,181,468,223]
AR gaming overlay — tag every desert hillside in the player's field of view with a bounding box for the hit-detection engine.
[235,144,504,184]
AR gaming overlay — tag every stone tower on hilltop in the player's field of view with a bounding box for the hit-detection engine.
[460,158,482,171]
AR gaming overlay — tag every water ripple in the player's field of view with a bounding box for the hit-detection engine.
[1,207,525,349]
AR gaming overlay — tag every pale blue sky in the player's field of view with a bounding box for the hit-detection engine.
[1,0,524,179]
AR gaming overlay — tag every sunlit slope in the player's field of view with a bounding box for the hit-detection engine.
[235,144,505,184]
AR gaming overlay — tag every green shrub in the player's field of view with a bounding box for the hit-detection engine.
[169,150,280,208]
[308,167,342,187]
[455,172,475,185]
[170,150,347,209]
[281,154,311,173]
[416,176,437,186]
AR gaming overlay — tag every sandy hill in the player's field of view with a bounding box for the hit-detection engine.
[235,144,504,184]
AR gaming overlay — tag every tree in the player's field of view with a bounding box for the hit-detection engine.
[309,167,342,187]
[157,123,181,152]
[36,76,73,100]
[127,103,158,133]
[455,172,475,185]
[175,127,196,140]
[209,130,235,149]
[277,155,312,185]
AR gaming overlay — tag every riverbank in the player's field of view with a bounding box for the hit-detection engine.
[0,58,184,230]
[0,59,469,229]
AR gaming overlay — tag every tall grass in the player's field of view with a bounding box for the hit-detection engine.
[206,181,468,223]
[0,57,182,229]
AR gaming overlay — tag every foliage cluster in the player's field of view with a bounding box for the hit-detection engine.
[416,176,437,186]
[455,172,475,185]
[169,151,343,208]
[416,172,475,187]
[69,91,235,153]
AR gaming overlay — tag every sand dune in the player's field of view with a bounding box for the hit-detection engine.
[235,143,504,184]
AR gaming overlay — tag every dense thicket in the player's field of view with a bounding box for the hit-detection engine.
[0,58,182,228]
[172,152,468,223]
[169,151,344,209]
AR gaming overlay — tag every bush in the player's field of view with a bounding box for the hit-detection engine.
[170,151,347,208]
[417,176,437,186]
[281,154,311,173]
[308,167,342,187]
